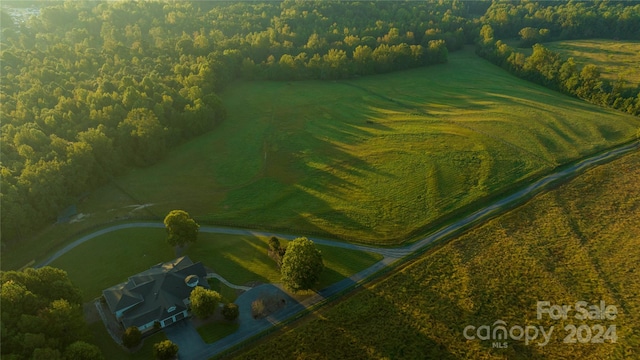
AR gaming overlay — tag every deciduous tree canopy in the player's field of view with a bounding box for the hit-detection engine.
[476,1,640,116]
[164,210,199,248]
[153,340,178,360]
[121,326,142,349]
[189,286,221,319]
[0,267,102,359]
[281,237,324,292]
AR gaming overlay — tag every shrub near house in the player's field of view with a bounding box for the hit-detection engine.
[189,287,221,319]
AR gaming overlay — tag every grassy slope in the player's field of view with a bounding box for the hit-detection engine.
[110,48,640,242]
[49,230,382,302]
[234,150,640,360]
[544,39,640,87]
[5,48,640,270]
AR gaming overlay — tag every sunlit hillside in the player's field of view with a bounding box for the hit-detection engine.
[235,149,640,360]
[545,40,640,87]
[84,49,640,244]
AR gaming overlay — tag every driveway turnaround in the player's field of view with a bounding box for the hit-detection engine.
[163,319,207,360]
[189,283,344,359]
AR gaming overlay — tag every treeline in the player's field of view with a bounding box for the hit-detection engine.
[482,0,640,41]
[0,1,474,245]
[476,1,640,116]
[0,267,104,359]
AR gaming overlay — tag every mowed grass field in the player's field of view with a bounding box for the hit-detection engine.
[6,48,640,270]
[544,39,640,87]
[49,229,382,302]
[234,150,640,359]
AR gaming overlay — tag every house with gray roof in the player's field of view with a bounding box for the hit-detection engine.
[102,256,209,332]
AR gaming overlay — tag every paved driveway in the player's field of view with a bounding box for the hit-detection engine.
[163,319,207,359]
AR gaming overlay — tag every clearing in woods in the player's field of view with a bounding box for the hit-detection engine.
[544,39,640,87]
[7,47,640,271]
[86,48,640,243]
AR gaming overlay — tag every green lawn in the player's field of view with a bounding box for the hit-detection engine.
[207,277,239,303]
[235,148,640,360]
[49,229,382,302]
[197,321,239,344]
[6,47,640,270]
[53,229,380,357]
[50,228,174,302]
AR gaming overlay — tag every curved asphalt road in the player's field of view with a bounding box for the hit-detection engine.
[39,141,639,268]
[36,141,639,358]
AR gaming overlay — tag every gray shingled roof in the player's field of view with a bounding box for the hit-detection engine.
[102,256,209,328]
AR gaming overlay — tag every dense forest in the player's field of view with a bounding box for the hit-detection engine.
[1,267,103,359]
[1,0,639,247]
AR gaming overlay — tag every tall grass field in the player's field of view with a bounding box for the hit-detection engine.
[6,48,640,270]
[234,150,640,359]
[544,39,640,87]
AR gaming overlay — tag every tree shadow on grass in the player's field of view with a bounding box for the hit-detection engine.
[213,100,403,238]
[186,235,275,286]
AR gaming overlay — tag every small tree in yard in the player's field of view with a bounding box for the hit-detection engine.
[222,303,239,321]
[268,236,286,268]
[269,236,281,253]
[189,287,221,319]
[164,210,199,248]
[121,326,141,349]
[153,340,178,360]
[280,237,324,292]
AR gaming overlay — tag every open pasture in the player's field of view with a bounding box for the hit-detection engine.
[235,148,640,359]
[544,39,640,87]
[8,48,640,272]
[109,48,638,243]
